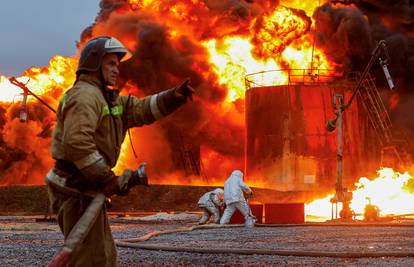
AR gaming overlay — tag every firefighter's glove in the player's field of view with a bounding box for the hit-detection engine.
[101,163,148,197]
[117,163,149,196]
[102,169,131,197]
[129,162,149,188]
[244,190,253,199]
[175,78,195,101]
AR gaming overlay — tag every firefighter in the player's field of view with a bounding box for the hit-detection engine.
[219,170,256,227]
[198,188,224,224]
[46,36,195,267]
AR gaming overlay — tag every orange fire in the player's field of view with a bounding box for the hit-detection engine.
[283,0,330,16]
[202,4,336,103]
[0,0,368,189]
[251,6,311,58]
[202,37,283,102]
[351,168,414,216]
[109,0,338,181]
[1,1,413,221]
[306,167,414,221]
[0,56,77,185]
[0,55,77,103]
[128,0,158,10]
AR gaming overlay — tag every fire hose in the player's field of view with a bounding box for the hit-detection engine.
[48,193,106,267]
[115,223,414,258]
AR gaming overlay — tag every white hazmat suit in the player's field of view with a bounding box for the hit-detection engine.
[220,170,255,227]
[198,188,224,224]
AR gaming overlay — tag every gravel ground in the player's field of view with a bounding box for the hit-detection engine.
[1,215,414,266]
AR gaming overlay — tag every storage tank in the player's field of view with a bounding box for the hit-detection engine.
[245,70,381,192]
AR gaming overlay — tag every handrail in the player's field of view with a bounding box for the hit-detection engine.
[245,69,347,89]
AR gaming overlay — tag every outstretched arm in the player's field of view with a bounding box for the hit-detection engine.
[239,179,252,195]
[122,79,195,128]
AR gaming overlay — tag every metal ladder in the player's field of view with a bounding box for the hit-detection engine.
[357,73,393,146]
[356,73,408,166]
[179,134,209,182]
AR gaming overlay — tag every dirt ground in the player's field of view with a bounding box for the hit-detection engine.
[1,214,414,267]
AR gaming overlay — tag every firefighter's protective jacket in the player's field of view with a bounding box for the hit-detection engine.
[51,74,185,175]
[223,170,252,205]
[198,188,224,207]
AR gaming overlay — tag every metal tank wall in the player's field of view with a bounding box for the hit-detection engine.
[245,84,380,192]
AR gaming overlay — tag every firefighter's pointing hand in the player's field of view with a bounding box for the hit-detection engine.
[175,78,196,101]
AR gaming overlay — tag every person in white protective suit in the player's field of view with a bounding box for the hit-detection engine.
[198,188,224,224]
[220,170,256,227]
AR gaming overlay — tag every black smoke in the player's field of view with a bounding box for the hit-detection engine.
[77,0,255,179]
[314,2,414,147]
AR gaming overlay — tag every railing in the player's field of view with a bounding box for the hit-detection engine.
[245,69,346,90]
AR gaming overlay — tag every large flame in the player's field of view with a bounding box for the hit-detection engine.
[113,0,338,180]
[251,5,311,58]
[202,4,336,103]
[1,2,413,223]
[202,37,283,102]
[283,0,330,16]
[0,0,344,187]
[350,168,414,216]
[0,56,77,185]
[306,167,414,221]
[0,55,77,103]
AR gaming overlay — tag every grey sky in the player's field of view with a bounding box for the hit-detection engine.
[0,0,100,76]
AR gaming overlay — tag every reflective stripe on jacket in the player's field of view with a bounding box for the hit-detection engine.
[51,74,185,172]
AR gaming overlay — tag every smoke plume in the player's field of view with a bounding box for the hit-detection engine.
[2,0,414,185]
[314,1,414,148]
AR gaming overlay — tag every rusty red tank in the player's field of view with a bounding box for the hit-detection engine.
[245,70,381,192]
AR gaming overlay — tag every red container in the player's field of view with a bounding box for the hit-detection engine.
[264,203,304,224]
[245,84,380,192]
[229,203,263,224]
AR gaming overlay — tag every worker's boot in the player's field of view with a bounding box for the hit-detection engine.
[245,215,256,228]
[199,209,210,225]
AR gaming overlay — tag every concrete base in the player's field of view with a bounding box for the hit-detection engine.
[0,185,318,215]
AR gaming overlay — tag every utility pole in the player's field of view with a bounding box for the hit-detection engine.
[326,40,395,221]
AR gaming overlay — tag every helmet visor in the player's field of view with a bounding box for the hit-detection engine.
[104,38,133,62]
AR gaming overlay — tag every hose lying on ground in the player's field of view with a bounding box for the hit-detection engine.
[116,241,414,258]
[119,224,241,243]
[115,223,414,258]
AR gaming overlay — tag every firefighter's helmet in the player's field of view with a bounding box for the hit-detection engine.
[77,36,132,74]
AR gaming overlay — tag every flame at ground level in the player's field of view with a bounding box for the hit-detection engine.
[305,168,414,222]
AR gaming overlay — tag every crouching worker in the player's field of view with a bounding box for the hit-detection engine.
[198,188,224,224]
[220,170,256,227]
